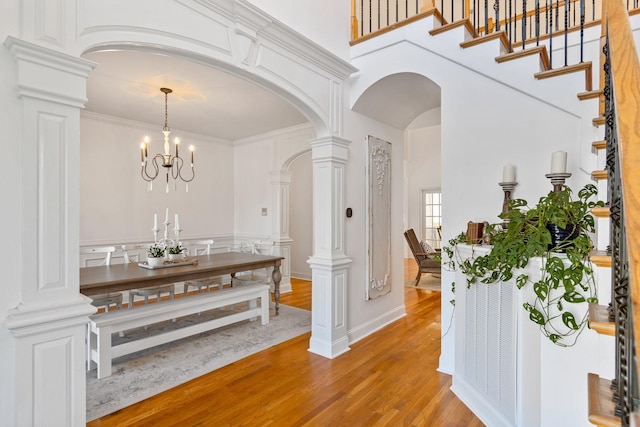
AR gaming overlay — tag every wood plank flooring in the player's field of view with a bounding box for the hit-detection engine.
[87,263,483,426]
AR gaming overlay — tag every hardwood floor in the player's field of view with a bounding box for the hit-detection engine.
[87,266,483,426]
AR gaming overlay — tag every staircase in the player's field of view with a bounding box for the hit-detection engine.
[350,2,635,425]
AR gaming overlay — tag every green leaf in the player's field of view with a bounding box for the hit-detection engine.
[524,303,545,325]
[564,291,586,303]
[516,274,528,289]
[549,334,561,343]
[534,281,549,301]
[562,312,580,330]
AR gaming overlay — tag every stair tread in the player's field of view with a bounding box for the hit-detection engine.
[534,62,593,91]
[594,116,606,126]
[588,373,621,427]
[429,19,476,37]
[579,89,603,100]
[592,170,608,180]
[592,140,607,150]
[591,250,612,267]
[496,45,549,70]
[588,303,615,336]
[461,31,511,53]
[592,206,611,217]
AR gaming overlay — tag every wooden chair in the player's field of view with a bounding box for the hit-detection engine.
[181,239,224,296]
[404,228,441,284]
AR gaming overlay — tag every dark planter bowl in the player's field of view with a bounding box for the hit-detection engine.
[546,223,580,252]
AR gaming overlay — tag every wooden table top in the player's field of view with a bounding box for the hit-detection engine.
[80,252,283,296]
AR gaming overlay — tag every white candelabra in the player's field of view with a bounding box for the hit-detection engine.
[152,209,182,250]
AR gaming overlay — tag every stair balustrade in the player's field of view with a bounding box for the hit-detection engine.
[592,0,640,423]
[352,0,639,69]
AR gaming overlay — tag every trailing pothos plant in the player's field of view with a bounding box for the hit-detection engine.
[443,183,604,347]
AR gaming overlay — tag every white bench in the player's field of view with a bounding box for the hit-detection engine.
[88,283,270,379]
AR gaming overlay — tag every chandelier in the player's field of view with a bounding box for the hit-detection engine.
[140,87,195,192]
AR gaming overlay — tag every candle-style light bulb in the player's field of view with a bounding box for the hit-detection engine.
[174,137,180,158]
[143,136,150,158]
[140,142,145,163]
[189,145,195,165]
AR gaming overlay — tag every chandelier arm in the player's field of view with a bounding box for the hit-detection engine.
[140,155,162,181]
[172,156,195,183]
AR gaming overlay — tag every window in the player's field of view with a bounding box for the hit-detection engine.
[421,190,442,250]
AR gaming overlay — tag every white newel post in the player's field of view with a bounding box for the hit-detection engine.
[3,37,96,426]
[270,170,293,294]
[307,136,352,358]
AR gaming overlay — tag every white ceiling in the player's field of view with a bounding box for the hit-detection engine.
[83,50,442,141]
[83,50,309,141]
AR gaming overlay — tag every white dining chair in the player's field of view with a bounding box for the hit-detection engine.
[181,239,224,296]
[80,246,123,311]
[227,241,274,310]
[230,241,274,287]
[125,243,175,308]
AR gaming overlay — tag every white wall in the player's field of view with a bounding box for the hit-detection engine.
[80,113,235,246]
[232,124,314,240]
[245,0,351,60]
[289,151,313,279]
[405,108,442,254]
[342,109,407,342]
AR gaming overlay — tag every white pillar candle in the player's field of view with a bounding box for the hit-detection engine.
[550,151,567,174]
[502,164,516,183]
[165,207,169,223]
[175,213,180,230]
[153,213,158,229]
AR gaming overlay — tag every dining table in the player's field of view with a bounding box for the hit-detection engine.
[80,251,284,314]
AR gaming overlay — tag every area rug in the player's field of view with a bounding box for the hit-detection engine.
[404,274,441,292]
[86,304,311,421]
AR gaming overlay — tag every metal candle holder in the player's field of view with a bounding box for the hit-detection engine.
[545,172,572,192]
[499,181,518,229]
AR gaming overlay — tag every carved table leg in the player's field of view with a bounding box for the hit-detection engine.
[272,264,282,315]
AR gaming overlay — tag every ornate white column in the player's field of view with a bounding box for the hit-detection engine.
[307,136,352,358]
[3,37,95,426]
[270,170,293,294]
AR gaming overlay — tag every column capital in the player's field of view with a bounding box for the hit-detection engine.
[269,170,291,184]
[309,136,351,163]
[4,36,95,107]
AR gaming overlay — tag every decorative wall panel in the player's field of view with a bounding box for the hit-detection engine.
[365,136,391,300]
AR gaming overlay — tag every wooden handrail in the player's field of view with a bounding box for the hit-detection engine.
[606,0,640,396]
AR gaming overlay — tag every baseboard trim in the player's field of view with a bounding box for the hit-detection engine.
[347,305,406,345]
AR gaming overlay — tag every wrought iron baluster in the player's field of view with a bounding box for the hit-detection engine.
[484,0,489,34]
[535,0,540,45]
[580,0,585,62]
[494,0,500,30]
[549,0,553,68]
[522,0,527,48]
[361,0,365,37]
[564,0,568,66]
[387,0,389,26]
